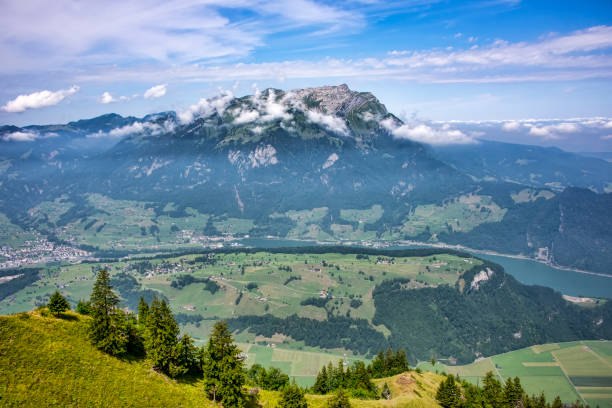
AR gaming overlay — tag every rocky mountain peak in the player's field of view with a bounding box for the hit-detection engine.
[291,84,386,117]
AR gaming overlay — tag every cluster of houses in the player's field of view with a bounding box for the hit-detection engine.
[0,237,90,269]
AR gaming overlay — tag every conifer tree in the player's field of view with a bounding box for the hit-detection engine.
[125,311,145,356]
[279,383,308,408]
[503,376,524,408]
[137,296,149,326]
[145,297,180,374]
[483,372,503,408]
[371,350,385,377]
[327,387,351,408]
[201,320,246,407]
[313,365,329,394]
[169,334,199,378]
[47,290,70,317]
[89,270,128,355]
[76,299,91,315]
[436,375,461,408]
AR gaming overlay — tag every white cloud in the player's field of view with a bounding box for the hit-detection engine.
[100,92,128,104]
[381,117,475,145]
[100,92,115,104]
[2,85,78,112]
[604,121,612,128]
[2,131,39,142]
[257,90,292,123]
[601,135,612,140]
[454,33,463,38]
[0,0,362,74]
[78,24,612,85]
[233,109,260,124]
[88,120,175,139]
[502,121,521,131]
[322,153,339,169]
[178,90,234,124]
[306,110,349,136]
[144,84,167,99]
[528,122,580,139]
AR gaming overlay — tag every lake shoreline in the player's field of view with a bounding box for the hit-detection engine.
[393,239,612,279]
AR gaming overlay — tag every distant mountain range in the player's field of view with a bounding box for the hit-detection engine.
[1,85,611,274]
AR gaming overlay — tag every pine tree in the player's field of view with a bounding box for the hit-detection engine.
[353,361,375,393]
[145,297,180,374]
[551,396,563,408]
[279,383,308,408]
[201,320,246,407]
[483,372,504,408]
[89,270,127,355]
[169,334,198,378]
[125,312,145,356]
[137,296,149,327]
[371,350,385,378]
[503,376,524,408]
[327,387,351,408]
[76,299,91,315]
[313,365,329,394]
[436,375,462,408]
[47,290,70,317]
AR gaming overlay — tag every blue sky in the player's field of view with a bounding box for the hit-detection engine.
[1,0,611,149]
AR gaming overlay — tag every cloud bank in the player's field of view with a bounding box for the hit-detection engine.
[381,118,475,145]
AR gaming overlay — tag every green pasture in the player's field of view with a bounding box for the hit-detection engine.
[401,194,506,237]
[419,341,612,407]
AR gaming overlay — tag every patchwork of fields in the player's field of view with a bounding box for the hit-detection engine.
[0,250,477,384]
[419,341,612,408]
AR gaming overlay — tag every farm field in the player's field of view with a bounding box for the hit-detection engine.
[400,194,507,237]
[418,341,612,407]
[0,249,478,381]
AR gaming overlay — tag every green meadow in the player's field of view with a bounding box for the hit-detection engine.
[0,250,478,383]
[418,341,612,408]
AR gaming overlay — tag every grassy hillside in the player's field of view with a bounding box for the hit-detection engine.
[0,310,208,407]
[0,310,443,407]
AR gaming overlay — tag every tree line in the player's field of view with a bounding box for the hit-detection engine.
[436,372,589,408]
[311,348,410,399]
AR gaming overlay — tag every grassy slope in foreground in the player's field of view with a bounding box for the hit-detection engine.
[0,310,443,408]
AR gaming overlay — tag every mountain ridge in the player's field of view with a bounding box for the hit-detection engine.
[0,84,611,274]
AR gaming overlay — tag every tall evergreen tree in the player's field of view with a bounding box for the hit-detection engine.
[327,387,351,408]
[313,365,329,394]
[137,296,149,326]
[279,383,308,408]
[370,350,385,378]
[436,375,462,408]
[503,377,524,408]
[169,334,199,378]
[89,270,127,355]
[47,290,70,317]
[145,297,180,374]
[201,320,246,407]
[483,372,504,408]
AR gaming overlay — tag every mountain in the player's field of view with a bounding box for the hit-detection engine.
[1,84,611,274]
[433,140,612,193]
